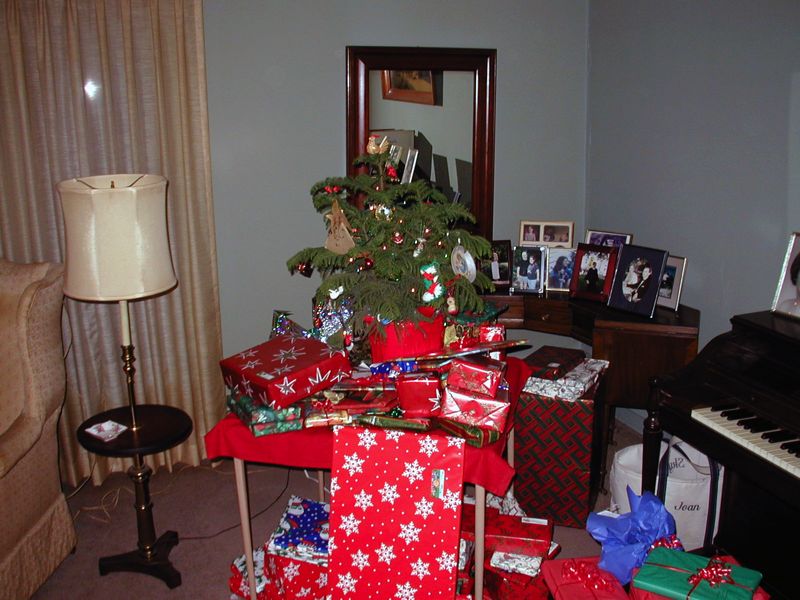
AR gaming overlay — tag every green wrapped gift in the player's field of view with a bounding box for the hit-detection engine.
[355,414,431,431]
[227,394,305,436]
[633,548,762,600]
[435,417,502,447]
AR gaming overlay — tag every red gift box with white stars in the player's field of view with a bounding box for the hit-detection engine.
[327,426,466,599]
[219,334,352,409]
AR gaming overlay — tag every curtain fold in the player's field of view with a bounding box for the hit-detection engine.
[0,0,225,486]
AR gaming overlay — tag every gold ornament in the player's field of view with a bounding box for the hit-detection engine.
[366,135,390,155]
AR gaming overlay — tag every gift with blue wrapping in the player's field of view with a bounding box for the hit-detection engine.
[631,548,762,600]
[266,495,329,562]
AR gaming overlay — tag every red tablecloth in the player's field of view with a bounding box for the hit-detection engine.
[205,356,530,498]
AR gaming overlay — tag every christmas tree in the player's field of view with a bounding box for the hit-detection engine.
[287,135,493,339]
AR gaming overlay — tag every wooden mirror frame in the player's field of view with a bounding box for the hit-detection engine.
[346,46,497,240]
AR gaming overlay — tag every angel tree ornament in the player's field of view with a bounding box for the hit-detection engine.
[324,199,356,255]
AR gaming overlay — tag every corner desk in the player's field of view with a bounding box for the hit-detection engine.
[484,292,700,487]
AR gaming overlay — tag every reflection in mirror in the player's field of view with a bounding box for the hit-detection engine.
[368,70,474,210]
[346,47,496,239]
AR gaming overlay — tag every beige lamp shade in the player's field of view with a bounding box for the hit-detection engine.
[58,174,177,301]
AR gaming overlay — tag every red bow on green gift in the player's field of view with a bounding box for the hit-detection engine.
[687,557,733,588]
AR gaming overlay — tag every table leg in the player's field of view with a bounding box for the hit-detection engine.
[97,455,181,588]
[234,458,257,600]
[318,469,325,502]
[474,484,486,600]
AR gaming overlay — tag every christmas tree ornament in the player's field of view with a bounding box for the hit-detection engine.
[392,231,404,245]
[293,261,313,277]
[451,245,477,282]
[328,285,345,300]
[366,134,390,155]
[363,256,374,270]
[446,294,458,315]
[420,262,445,302]
[413,238,425,258]
[324,199,356,255]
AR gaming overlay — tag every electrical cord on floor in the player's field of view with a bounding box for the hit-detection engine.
[181,467,291,542]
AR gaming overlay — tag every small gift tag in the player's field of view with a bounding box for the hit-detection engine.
[85,420,128,442]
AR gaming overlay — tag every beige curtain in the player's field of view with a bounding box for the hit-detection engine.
[0,0,226,486]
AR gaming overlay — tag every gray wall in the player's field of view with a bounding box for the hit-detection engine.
[587,1,800,347]
[204,1,589,355]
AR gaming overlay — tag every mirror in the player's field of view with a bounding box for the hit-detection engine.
[346,46,496,239]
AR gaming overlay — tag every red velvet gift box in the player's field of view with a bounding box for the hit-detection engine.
[440,385,510,432]
[460,504,554,557]
[396,372,442,417]
[448,355,506,398]
[524,345,586,380]
[541,556,629,600]
[219,334,352,409]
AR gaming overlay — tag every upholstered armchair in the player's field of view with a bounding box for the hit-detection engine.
[0,259,76,599]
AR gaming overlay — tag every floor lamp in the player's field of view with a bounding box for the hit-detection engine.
[58,173,192,588]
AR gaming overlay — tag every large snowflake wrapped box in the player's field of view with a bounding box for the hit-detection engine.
[327,426,466,598]
[219,334,351,409]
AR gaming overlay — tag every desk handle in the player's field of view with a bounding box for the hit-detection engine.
[540,313,550,321]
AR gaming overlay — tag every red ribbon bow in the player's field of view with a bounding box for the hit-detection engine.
[650,534,685,551]
[561,559,616,592]
[687,557,733,588]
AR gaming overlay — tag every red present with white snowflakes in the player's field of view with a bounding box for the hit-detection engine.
[440,385,510,432]
[396,373,442,417]
[264,552,329,599]
[447,355,506,398]
[327,426,466,598]
[219,334,351,409]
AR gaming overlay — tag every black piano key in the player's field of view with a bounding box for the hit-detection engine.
[763,430,797,443]
[739,417,776,433]
[779,440,800,453]
[709,403,738,413]
[719,408,753,420]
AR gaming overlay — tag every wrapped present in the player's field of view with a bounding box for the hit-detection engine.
[440,386,510,431]
[264,552,329,599]
[229,546,271,600]
[312,297,354,347]
[522,358,609,400]
[524,345,586,380]
[541,557,629,600]
[436,417,502,447]
[484,561,549,600]
[461,503,553,556]
[397,373,442,417]
[271,309,312,339]
[304,407,351,428]
[327,389,399,415]
[267,495,329,561]
[219,334,351,409]
[586,488,677,585]
[226,394,305,437]
[490,551,543,577]
[448,355,506,397]
[631,548,763,600]
[370,359,419,377]
[327,426,466,599]
[479,324,506,360]
[514,379,601,528]
[355,413,432,431]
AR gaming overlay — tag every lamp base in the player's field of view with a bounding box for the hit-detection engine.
[98,530,181,588]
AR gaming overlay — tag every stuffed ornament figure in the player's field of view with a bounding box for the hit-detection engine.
[421,262,445,303]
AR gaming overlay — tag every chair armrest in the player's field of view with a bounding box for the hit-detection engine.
[0,413,44,477]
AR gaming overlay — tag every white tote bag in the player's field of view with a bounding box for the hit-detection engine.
[609,438,723,551]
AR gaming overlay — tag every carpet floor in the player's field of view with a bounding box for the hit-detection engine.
[31,422,640,599]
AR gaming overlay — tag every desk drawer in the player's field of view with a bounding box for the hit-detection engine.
[523,297,571,335]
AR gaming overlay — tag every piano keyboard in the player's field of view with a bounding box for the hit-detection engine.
[691,406,800,479]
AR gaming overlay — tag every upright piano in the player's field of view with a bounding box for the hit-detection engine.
[642,311,800,600]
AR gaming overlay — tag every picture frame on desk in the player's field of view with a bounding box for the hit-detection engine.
[607,244,668,318]
[569,243,618,303]
[546,247,576,292]
[584,229,632,249]
[479,240,513,290]
[511,245,546,294]
[771,231,800,320]
[657,255,687,311]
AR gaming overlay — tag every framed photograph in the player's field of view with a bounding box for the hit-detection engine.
[400,148,419,184]
[608,244,669,318]
[657,255,687,311]
[511,245,546,294]
[519,221,542,246]
[546,247,577,292]
[569,243,619,302]
[479,240,513,289]
[381,70,435,105]
[771,232,800,319]
[584,229,633,249]
[540,221,574,247]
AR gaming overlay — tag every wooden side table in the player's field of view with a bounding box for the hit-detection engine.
[77,404,193,588]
